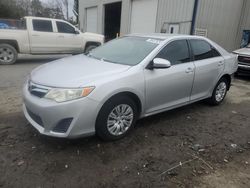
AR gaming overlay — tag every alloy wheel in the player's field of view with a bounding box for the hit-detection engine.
[107,104,134,136]
[215,82,227,102]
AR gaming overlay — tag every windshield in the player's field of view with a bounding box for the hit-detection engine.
[88,36,162,66]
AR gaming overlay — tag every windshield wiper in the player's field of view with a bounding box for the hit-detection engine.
[87,53,117,64]
[100,58,117,64]
[86,52,92,57]
[87,53,101,61]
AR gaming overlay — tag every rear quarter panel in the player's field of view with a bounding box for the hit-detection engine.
[0,29,30,53]
[223,53,238,75]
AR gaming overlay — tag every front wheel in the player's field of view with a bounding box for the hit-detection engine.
[85,45,98,54]
[96,96,138,141]
[207,78,229,105]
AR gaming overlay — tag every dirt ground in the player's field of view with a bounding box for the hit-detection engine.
[0,57,250,188]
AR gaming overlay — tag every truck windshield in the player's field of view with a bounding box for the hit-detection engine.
[88,36,162,66]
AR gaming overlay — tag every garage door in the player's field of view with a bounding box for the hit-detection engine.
[130,0,158,33]
[86,7,98,33]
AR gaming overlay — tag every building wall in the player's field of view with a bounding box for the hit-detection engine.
[79,0,250,51]
[156,0,195,34]
[79,0,194,35]
[79,0,131,35]
[236,0,250,49]
[195,0,244,51]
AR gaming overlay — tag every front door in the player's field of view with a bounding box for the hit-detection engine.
[55,21,82,53]
[144,39,195,114]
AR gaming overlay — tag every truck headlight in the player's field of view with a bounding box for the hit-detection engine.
[44,87,95,102]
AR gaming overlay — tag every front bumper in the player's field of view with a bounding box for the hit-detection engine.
[237,63,250,74]
[23,84,101,138]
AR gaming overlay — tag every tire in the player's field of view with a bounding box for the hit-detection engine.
[96,96,138,141]
[207,78,229,105]
[72,53,81,56]
[85,45,97,54]
[0,44,18,65]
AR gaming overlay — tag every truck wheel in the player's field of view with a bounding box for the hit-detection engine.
[0,44,18,65]
[207,78,229,105]
[85,45,97,53]
[96,96,138,141]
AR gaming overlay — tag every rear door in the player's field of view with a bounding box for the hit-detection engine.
[55,21,82,53]
[189,39,225,100]
[144,39,195,114]
[30,19,58,53]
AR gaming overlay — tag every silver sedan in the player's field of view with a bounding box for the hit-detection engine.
[23,34,238,140]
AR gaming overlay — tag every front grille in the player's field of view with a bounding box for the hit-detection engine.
[26,108,44,127]
[238,56,250,65]
[28,81,49,98]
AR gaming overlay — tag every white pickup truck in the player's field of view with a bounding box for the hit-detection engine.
[0,16,104,64]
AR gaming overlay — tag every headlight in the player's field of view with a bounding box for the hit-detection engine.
[44,87,95,102]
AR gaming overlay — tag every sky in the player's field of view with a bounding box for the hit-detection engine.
[40,0,75,19]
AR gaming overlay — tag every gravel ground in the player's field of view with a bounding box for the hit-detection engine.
[0,57,250,188]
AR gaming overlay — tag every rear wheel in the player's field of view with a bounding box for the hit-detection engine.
[207,78,229,105]
[0,44,17,65]
[96,96,138,141]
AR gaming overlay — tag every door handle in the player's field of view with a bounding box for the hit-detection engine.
[218,61,224,66]
[58,35,64,38]
[185,67,194,73]
[32,34,39,37]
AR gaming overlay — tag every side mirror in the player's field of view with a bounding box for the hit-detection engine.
[75,29,80,34]
[149,58,171,69]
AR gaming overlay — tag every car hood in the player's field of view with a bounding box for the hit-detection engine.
[30,55,131,88]
[233,48,250,56]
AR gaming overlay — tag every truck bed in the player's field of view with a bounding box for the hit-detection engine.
[0,29,30,53]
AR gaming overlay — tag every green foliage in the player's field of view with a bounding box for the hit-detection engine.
[0,0,25,19]
[0,0,65,20]
[30,0,43,16]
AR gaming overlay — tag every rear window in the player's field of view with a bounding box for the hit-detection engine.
[190,39,221,61]
[32,19,53,32]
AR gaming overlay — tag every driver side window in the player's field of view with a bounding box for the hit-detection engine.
[156,40,190,65]
[56,21,75,34]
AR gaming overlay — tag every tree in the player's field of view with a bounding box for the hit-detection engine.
[0,0,26,19]
[31,0,44,17]
[0,0,65,20]
[16,0,32,16]
[45,1,65,19]
[62,0,69,20]
[42,7,64,19]
[73,0,79,23]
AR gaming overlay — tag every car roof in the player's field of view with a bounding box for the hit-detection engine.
[127,33,206,40]
[126,33,229,55]
[24,16,67,22]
